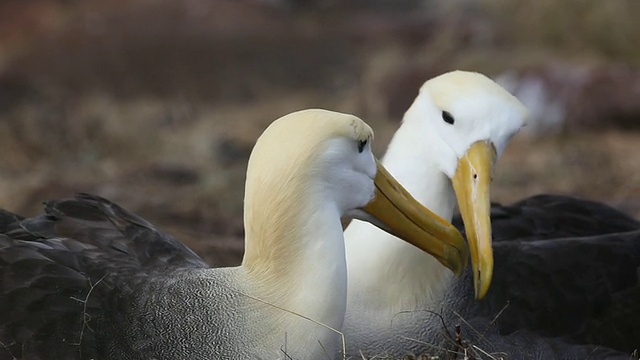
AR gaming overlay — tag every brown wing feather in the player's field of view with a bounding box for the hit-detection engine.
[453,195,640,353]
[453,194,640,241]
[0,193,208,359]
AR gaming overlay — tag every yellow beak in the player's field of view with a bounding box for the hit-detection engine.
[452,141,496,299]
[359,160,469,276]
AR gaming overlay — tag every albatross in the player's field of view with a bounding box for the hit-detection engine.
[0,109,468,359]
[455,194,640,244]
[343,71,640,358]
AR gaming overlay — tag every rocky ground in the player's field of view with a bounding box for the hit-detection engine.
[1,0,639,268]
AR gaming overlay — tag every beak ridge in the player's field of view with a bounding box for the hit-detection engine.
[452,141,496,299]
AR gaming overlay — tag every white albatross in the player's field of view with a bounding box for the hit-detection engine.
[343,71,640,359]
[0,109,468,359]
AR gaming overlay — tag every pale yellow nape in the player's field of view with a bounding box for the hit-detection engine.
[423,71,528,118]
[242,109,373,287]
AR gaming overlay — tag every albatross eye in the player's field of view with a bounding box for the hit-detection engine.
[442,111,455,125]
[357,139,368,153]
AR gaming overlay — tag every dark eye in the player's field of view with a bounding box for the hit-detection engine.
[357,139,367,153]
[442,111,455,125]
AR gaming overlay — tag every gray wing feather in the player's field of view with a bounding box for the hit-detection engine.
[0,193,209,359]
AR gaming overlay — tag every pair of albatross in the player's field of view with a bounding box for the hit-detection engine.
[343,71,640,359]
[1,71,638,359]
[0,109,469,359]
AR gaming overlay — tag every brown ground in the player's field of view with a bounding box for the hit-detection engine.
[0,0,639,267]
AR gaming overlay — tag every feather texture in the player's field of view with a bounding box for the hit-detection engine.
[0,193,208,359]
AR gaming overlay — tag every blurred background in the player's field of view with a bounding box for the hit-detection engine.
[1,0,639,265]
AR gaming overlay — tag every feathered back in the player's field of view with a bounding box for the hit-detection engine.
[0,193,207,359]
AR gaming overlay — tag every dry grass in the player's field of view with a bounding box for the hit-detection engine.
[495,131,640,216]
[1,0,639,266]
[481,0,640,64]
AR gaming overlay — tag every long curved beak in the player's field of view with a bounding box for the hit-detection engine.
[352,160,469,276]
[452,141,496,300]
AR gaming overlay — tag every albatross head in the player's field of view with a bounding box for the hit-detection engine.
[405,71,529,299]
[243,109,467,279]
